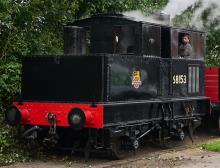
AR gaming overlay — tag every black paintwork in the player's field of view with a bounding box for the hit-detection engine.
[107,55,160,101]
[103,97,209,126]
[22,56,104,102]
[22,55,205,102]
[64,26,86,55]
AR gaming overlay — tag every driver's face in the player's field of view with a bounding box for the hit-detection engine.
[182,36,190,44]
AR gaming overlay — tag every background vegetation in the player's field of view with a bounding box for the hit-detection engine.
[0,0,219,164]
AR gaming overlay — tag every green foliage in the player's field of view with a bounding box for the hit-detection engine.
[0,61,21,105]
[206,29,220,67]
[0,125,29,165]
[202,140,220,152]
[0,0,81,61]
[0,61,28,165]
[76,0,168,16]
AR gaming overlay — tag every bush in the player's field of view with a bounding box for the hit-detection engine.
[0,61,21,106]
[0,60,29,165]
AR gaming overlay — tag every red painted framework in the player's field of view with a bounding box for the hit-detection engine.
[13,68,217,129]
[13,102,104,128]
[205,67,220,103]
[11,68,217,128]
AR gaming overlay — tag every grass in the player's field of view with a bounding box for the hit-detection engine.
[202,140,220,152]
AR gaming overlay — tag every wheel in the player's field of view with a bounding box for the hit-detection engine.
[25,138,39,158]
[159,127,183,149]
[111,136,133,160]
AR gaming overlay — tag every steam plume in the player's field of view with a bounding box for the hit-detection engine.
[124,0,220,29]
[191,0,220,29]
[162,0,198,19]
[123,11,171,25]
[162,0,220,29]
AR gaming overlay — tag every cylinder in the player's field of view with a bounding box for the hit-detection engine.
[64,26,86,55]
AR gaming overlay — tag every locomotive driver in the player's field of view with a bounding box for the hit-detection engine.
[179,34,193,58]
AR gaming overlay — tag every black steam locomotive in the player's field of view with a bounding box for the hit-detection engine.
[6,14,210,159]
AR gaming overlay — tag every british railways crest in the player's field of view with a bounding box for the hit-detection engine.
[132,70,142,89]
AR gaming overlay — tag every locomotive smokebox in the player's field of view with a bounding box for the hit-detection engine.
[64,26,86,55]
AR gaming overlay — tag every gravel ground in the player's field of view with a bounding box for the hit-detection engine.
[2,130,220,168]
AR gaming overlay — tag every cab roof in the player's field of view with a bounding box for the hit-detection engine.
[67,13,204,34]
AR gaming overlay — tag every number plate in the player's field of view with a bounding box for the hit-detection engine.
[173,75,187,84]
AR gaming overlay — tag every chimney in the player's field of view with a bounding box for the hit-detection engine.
[64,26,86,55]
[156,13,171,25]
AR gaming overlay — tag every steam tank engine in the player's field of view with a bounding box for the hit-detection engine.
[6,14,210,159]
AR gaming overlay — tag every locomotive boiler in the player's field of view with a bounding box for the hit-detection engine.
[5,14,210,159]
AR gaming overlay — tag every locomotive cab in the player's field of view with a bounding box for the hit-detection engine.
[172,29,205,59]
[65,14,170,57]
[64,14,205,60]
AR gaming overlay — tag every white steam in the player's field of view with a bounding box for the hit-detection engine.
[123,11,147,22]
[124,0,220,29]
[162,0,198,19]
[162,0,220,29]
[191,0,220,29]
[123,11,171,25]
